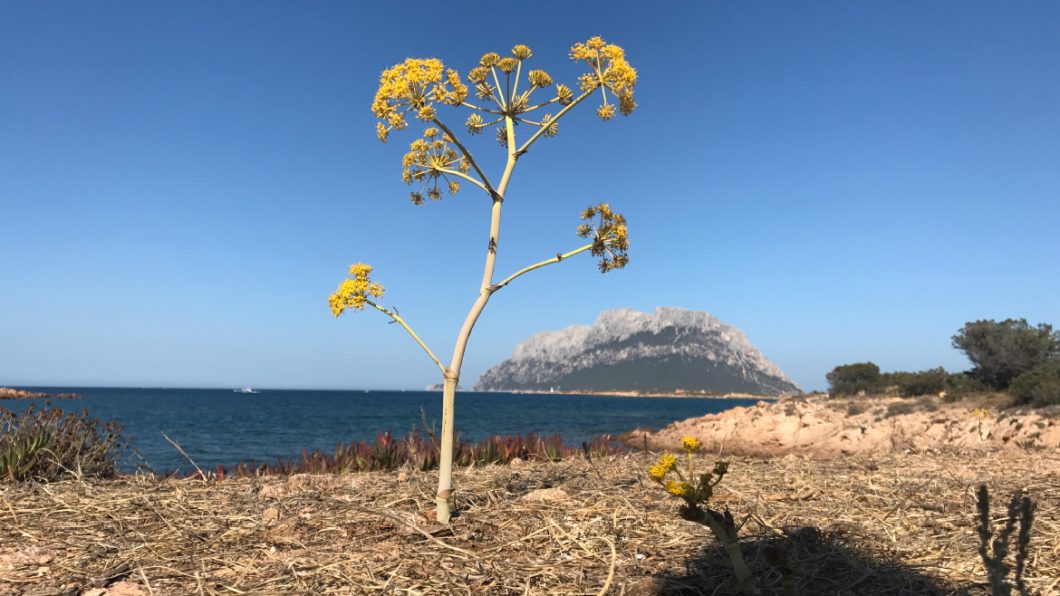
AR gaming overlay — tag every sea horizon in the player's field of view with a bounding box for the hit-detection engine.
[1,386,761,474]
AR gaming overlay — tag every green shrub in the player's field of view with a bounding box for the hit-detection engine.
[942,372,989,400]
[826,362,881,396]
[889,367,948,397]
[1008,361,1060,407]
[0,403,127,481]
[952,319,1060,389]
[885,401,917,418]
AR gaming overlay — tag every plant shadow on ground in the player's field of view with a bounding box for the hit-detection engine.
[644,525,978,596]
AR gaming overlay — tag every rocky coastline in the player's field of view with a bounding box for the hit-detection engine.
[0,387,80,400]
[621,394,1060,456]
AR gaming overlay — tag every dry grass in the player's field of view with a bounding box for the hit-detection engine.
[1,448,1058,595]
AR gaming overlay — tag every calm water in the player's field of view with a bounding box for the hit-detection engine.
[5,387,760,473]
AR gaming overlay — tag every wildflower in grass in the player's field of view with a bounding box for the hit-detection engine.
[665,480,687,497]
[648,446,752,593]
[335,37,639,523]
[658,452,678,472]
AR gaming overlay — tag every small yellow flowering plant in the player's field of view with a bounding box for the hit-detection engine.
[331,37,638,523]
[650,437,756,594]
[649,437,730,509]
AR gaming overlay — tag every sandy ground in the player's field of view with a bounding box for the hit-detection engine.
[2,446,1058,595]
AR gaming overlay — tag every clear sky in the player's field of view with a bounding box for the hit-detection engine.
[2,1,1058,391]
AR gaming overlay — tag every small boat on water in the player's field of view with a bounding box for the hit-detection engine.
[235,387,257,394]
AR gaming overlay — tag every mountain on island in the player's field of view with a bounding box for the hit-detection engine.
[474,307,800,395]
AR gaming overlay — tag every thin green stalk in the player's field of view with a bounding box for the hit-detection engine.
[367,301,445,375]
[490,243,593,292]
[431,117,495,196]
[516,89,594,155]
[435,168,489,194]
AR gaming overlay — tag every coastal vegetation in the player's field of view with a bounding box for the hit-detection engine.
[0,402,124,481]
[826,318,1060,406]
[206,431,618,479]
[328,37,636,522]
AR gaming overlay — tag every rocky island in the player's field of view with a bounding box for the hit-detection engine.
[475,307,800,395]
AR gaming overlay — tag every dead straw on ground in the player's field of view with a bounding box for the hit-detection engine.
[1,448,1058,595]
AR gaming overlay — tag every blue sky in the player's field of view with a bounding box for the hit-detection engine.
[1,1,1058,391]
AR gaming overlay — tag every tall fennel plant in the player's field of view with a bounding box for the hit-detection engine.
[329,37,637,523]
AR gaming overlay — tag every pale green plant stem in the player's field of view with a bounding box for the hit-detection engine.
[524,96,561,113]
[491,67,507,110]
[435,168,488,194]
[430,117,495,195]
[367,301,446,375]
[435,114,517,523]
[512,61,522,102]
[490,243,593,292]
[700,512,755,594]
[460,101,503,115]
[516,89,594,155]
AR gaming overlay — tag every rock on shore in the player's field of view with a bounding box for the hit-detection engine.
[622,396,1060,456]
[0,387,80,400]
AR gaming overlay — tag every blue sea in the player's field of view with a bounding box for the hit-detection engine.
[4,387,760,474]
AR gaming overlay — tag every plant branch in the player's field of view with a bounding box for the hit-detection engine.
[431,117,495,196]
[436,168,489,194]
[516,89,594,155]
[367,301,446,375]
[460,101,503,115]
[491,67,506,110]
[490,243,593,293]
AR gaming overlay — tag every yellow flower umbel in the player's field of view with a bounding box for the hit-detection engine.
[372,58,467,143]
[647,437,728,509]
[328,263,385,316]
[402,128,470,204]
[577,203,629,273]
[569,36,638,120]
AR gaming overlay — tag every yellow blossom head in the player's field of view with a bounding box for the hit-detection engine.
[371,58,467,143]
[328,263,385,317]
[658,452,678,472]
[577,202,630,273]
[569,36,638,120]
[665,480,688,497]
[512,44,533,60]
[401,128,468,204]
[682,436,702,454]
[648,464,666,481]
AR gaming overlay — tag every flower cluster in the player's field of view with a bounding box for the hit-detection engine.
[402,128,470,204]
[577,203,630,273]
[648,436,729,507]
[328,264,385,317]
[372,58,467,143]
[569,36,637,120]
